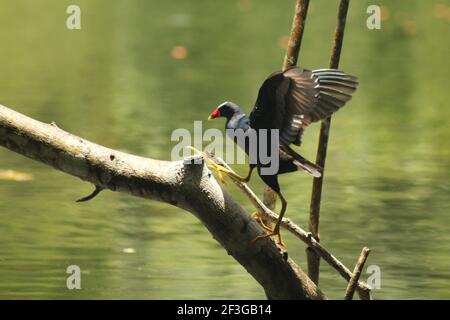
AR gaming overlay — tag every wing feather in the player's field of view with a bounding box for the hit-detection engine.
[283,67,358,145]
[249,66,358,147]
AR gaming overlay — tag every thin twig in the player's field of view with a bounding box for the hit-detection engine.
[307,0,350,286]
[282,0,310,70]
[214,157,372,298]
[344,247,371,300]
[76,185,104,202]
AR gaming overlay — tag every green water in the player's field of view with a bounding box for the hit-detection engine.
[0,0,449,299]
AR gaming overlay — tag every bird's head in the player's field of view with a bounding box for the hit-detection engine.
[208,101,242,121]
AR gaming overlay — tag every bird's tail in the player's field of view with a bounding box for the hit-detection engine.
[281,145,322,178]
[293,154,322,178]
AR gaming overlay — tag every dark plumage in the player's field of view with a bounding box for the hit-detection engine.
[208,66,358,245]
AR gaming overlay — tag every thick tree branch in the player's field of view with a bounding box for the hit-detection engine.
[0,104,326,300]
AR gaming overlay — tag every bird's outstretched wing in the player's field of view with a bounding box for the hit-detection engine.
[249,66,358,146]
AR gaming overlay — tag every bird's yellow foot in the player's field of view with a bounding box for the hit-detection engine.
[252,212,273,232]
[185,146,248,185]
[206,160,233,185]
[207,160,249,184]
[252,228,287,250]
[186,146,229,184]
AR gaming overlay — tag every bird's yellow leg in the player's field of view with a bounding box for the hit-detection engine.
[185,146,253,184]
[208,162,253,184]
[206,161,229,184]
[185,146,227,184]
[224,166,254,183]
[252,211,273,232]
[252,224,286,249]
[252,193,287,249]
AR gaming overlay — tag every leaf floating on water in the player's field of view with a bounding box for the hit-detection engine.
[0,170,33,181]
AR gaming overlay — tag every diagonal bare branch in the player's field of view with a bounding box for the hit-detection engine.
[344,247,371,300]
